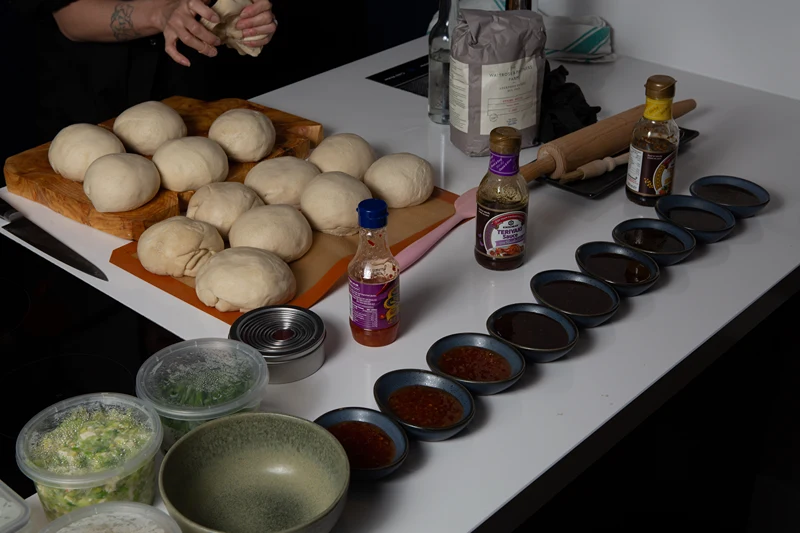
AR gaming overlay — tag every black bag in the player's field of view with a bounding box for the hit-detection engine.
[538,62,602,143]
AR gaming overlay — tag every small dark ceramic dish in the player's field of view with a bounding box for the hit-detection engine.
[530,270,620,328]
[314,407,408,481]
[159,412,349,533]
[689,175,770,218]
[655,195,736,243]
[611,218,697,266]
[426,333,526,395]
[486,303,579,363]
[373,369,475,442]
[575,241,661,297]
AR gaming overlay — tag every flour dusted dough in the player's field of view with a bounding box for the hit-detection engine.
[186,181,264,239]
[48,124,125,183]
[364,153,435,208]
[229,205,312,262]
[201,0,266,57]
[244,157,320,207]
[83,154,160,212]
[113,101,187,156]
[299,171,372,236]
[195,247,296,312]
[137,216,224,277]
[208,109,276,162]
[307,133,375,180]
[153,136,229,192]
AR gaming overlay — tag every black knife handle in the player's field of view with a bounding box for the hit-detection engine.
[0,197,22,223]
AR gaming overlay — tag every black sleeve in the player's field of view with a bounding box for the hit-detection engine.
[8,0,79,18]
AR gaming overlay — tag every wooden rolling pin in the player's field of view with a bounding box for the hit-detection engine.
[520,99,697,182]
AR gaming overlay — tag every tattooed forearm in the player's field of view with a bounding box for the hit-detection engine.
[110,3,140,41]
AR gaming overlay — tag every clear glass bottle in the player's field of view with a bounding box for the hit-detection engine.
[428,0,455,125]
[475,127,529,271]
[348,199,400,347]
[626,75,680,207]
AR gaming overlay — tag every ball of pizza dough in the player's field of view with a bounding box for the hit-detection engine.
[195,247,296,312]
[299,171,372,236]
[48,124,126,183]
[308,133,375,180]
[113,101,187,156]
[229,205,313,262]
[186,181,264,239]
[83,154,161,213]
[208,109,276,162]
[364,153,435,208]
[244,157,320,207]
[137,216,224,277]
[152,137,229,192]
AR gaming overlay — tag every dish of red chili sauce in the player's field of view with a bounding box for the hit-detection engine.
[327,421,396,469]
[388,385,463,428]
[438,346,512,382]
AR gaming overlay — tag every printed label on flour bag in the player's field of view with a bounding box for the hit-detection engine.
[475,206,527,259]
[349,278,399,331]
[480,57,537,135]
[449,57,470,133]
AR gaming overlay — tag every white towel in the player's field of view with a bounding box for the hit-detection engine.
[428,1,616,63]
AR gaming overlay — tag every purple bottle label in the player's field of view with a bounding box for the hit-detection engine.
[489,151,519,176]
[349,278,399,330]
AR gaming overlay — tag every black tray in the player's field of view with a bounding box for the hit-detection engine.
[540,128,700,199]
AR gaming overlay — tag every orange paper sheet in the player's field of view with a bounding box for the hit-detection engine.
[110,188,458,324]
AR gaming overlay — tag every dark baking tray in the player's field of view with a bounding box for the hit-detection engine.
[367,56,429,97]
[540,127,700,199]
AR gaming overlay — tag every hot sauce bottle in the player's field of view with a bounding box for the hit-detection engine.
[626,75,680,206]
[348,199,400,347]
[475,127,529,271]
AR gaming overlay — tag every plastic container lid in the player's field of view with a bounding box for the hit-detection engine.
[136,338,268,422]
[357,198,388,229]
[0,479,30,533]
[15,393,162,490]
[40,502,181,533]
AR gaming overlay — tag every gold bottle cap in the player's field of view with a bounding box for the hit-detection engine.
[645,75,676,99]
[490,127,522,155]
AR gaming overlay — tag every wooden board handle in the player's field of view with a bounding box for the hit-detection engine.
[521,98,697,182]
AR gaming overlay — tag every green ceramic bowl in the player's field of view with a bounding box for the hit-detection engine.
[159,413,350,533]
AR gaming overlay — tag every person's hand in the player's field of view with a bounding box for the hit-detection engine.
[236,0,277,48]
[163,0,222,67]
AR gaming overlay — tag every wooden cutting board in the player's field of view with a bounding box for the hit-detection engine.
[3,97,324,240]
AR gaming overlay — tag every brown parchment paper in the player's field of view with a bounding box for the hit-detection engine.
[109,188,458,325]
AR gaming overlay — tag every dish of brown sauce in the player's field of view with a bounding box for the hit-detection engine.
[388,385,464,428]
[667,207,729,231]
[493,311,569,350]
[438,346,512,382]
[583,253,652,284]
[693,183,761,207]
[537,280,614,315]
[327,421,396,469]
[621,227,685,254]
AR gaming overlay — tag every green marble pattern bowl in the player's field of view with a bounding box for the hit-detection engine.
[159,412,349,533]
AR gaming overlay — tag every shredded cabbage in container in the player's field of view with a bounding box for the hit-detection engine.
[28,407,156,520]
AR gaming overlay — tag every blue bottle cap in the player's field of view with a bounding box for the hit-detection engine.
[357,199,388,229]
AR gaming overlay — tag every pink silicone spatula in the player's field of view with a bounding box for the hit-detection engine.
[395,187,477,271]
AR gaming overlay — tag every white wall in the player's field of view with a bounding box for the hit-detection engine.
[540,0,800,100]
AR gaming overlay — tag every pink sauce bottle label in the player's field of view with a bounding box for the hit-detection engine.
[348,278,400,330]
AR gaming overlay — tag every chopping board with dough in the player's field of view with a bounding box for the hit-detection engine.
[3,96,323,240]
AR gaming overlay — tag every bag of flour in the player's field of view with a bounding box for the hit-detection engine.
[449,9,546,156]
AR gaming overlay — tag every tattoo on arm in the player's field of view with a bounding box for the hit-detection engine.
[110,3,140,41]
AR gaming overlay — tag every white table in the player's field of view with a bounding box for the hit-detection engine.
[8,38,800,533]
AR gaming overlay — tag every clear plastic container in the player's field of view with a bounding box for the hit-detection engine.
[15,393,162,521]
[40,502,180,533]
[0,479,30,533]
[136,338,268,452]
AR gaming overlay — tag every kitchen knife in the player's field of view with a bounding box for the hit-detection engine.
[0,197,108,281]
